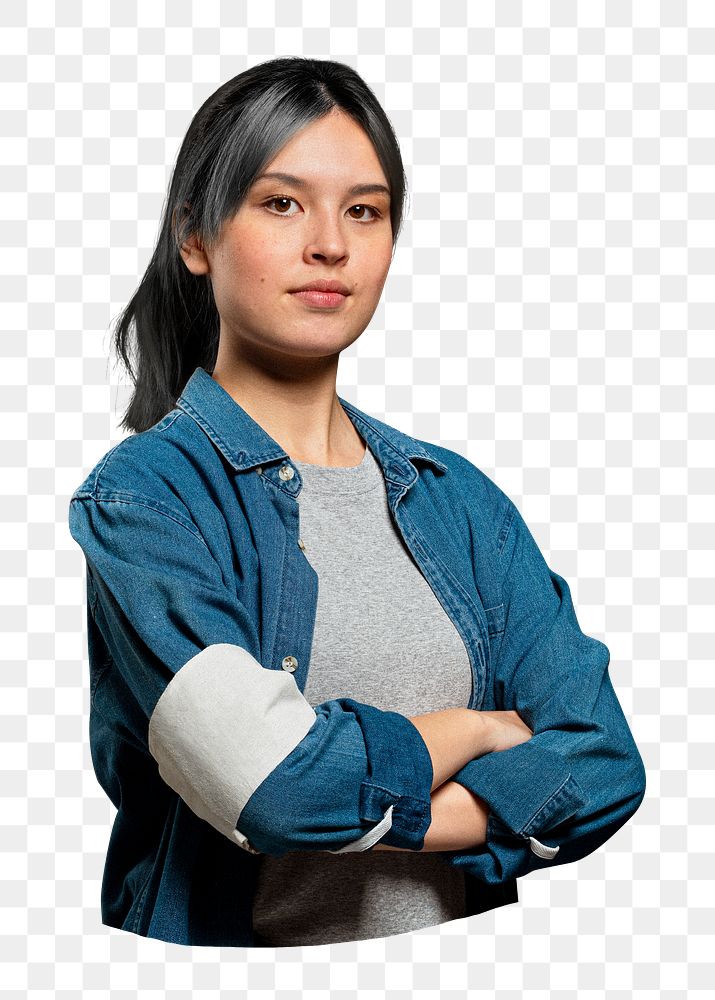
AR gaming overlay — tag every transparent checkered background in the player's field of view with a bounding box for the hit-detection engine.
[2,0,713,996]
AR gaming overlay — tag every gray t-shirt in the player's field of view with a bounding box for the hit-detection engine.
[251,441,474,946]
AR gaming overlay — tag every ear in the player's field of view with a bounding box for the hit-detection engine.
[178,230,210,276]
[173,202,210,276]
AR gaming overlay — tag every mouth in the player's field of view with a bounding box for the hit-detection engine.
[289,289,349,309]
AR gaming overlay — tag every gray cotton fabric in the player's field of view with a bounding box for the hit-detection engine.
[251,440,475,947]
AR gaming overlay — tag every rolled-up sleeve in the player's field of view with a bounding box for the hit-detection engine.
[443,499,647,883]
[68,490,433,858]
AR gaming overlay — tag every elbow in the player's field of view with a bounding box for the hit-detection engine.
[605,729,648,828]
[623,744,647,821]
[581,683,648,843]
[558,742,647,865]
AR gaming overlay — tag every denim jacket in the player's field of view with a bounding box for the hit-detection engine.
[68,365,646,946]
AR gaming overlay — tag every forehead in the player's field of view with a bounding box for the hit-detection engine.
[252,111,390,194]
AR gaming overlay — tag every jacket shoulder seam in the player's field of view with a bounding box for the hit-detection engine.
[75,412,188,496]
[69,490,210,549]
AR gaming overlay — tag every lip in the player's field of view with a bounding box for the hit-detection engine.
[289,279,351,295]
[290,289,348,308]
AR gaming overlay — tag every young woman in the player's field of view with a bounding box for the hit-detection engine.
[68,56,646,948]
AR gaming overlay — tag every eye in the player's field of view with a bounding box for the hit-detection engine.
[264,196,300,216]
[347,204,381,221]
[262,195,382,222]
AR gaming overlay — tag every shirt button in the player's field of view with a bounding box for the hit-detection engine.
[256,466,263,475]
[298,538,306,550]
[281,655,298,672]
[279,463,295,481]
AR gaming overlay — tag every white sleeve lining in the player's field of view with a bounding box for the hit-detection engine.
[147,643,317,844]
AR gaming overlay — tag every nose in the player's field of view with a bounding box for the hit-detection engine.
[302,205,350,264]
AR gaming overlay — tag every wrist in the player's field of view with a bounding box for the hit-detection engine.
[470,710,495,757]
[422,779,490,851]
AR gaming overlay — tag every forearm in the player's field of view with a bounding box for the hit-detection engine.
[373,709,495,853]
[373,779,490,852]
[407,707,492,792]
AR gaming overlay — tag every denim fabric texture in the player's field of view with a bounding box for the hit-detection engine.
[68,365,646,946]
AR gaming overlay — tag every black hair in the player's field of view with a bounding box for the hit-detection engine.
[111,56,409,434]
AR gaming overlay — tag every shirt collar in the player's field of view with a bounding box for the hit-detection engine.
[176,366,447,484]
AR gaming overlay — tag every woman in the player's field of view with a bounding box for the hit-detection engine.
[68,56,646,948]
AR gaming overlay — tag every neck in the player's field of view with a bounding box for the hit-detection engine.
[211,344,365,468]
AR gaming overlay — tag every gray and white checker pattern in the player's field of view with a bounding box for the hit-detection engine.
[2,1,713,995]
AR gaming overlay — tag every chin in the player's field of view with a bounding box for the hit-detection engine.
[277,322,367,352]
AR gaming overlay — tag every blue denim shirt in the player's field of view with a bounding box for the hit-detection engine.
[68,365,646,946]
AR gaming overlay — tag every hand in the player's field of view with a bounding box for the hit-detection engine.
[477,709,534,754]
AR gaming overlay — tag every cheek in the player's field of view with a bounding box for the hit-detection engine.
[217,240,281,297]
[361,242,393,291]
[244,237,292,283]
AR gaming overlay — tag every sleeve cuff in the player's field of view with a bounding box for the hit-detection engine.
[449,738,589,840]
[230,696,434,856]
[335,699,434,850]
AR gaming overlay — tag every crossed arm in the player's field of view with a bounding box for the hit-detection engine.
[372,707,494,853]
[70,491,646,875]
[373,779,490,853]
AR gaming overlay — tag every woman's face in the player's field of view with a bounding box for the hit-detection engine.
[180,107,395,366]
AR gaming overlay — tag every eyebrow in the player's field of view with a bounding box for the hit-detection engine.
[254,171,391,199]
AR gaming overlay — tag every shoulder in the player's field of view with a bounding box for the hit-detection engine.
[363,414,518,561]
[347,399,514,522]
[411,434,515,525]
[69,408,205,510]
[350,397,517,539]
[425,439,509,500]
